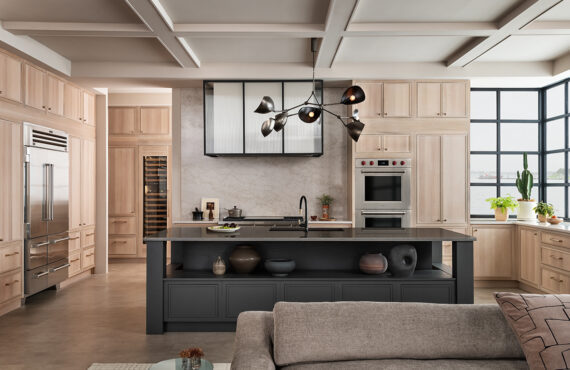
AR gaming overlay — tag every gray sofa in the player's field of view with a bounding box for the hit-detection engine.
[231,301,528,370]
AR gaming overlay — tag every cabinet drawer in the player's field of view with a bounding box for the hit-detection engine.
[81,247,95,270]
[541,232,570,248]
[109,236,137,255]
[82,228,95,247]
[0,270,21,302]
[0,242,22,274]
[541,246,570,272]
[68,252,81,276]
[541,268,570,293]
[68,232,81,253]
[109,217,136,235]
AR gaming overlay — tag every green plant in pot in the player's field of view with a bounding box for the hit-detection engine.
[516,152,536,220]
[486,195,519,221]
[317,194,334,220]
[533,202,554,223]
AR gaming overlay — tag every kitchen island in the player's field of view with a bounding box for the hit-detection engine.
[144,226,475,334]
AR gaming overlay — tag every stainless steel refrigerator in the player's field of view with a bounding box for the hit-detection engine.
[23,123,70,296]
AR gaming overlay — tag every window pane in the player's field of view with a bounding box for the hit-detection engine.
[470,123,496,151]
[471,91,496,120]
[500,154,538,184]
[546,153,565,183]
[500,91,538,120]
[500,123,538,151]
[500,186,520,217]
[547,118,565,151]
[547,84,565,118]
[470,155,496,183]
[547,186,565,216]
[470,186,495,215]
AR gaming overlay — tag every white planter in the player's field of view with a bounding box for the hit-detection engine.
[517,200,537,220]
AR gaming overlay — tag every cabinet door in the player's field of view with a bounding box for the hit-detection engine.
[109,147,137,216]
[520,228,540,286]
[383,82,410,117]
[140,107,169,135]
[383,135,410,153]
[442,82,467,118]
[64,84,82,122]
[24,64,45,110]
[82,91,96,126]
[356,83,382,118]
[417,82,441,117]
[81,139,96,226]
[0,121,22,244]
[0,52,22,103]
[109,107,138,135]
[416,135,441,224]
[472,226,513,279]
[441,135,467,224]
[69,136,82,229]
[355,135,382,153]
[45,74,64,116]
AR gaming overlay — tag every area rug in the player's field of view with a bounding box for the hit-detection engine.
[89,363,231,370]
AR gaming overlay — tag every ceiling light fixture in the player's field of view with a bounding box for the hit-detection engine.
[254,38,366,142]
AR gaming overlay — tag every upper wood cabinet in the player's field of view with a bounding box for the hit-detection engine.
[519,227,540,287]
[140,107,169,135]
[24,64,45,110]
[0,52,22,103]
[109,107,138,135]
[82,91,96,126]
[356,134,410,153]
[109,106,170,136]
[356,83,382,118]
[417,81,467,118]
[69,136,82,230]
[416,134,467,225]
[472,225,514,280]
[0,120,22,244]
[64,84,82,122]
[109,147,137,216]
[45,74,65,116]
[356,82,411,118]
[81,139,96,227]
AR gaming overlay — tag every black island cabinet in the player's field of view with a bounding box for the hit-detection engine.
[144,227,475,334]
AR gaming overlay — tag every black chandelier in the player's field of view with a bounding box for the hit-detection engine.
[253,38,366,142]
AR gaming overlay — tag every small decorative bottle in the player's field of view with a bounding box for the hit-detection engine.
[213,256,226,276]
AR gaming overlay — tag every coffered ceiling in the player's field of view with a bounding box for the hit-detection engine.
[0,0,569,87]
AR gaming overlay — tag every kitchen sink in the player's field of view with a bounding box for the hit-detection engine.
[269,226,346,232]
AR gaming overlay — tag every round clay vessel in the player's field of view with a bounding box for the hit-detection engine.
[265,259,296,277]
[229,245,260,274]
[359,253,388,274]
[388,244,417,278]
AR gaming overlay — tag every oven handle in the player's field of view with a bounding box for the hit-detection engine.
[360,170,406,174]
[361,211,407,215]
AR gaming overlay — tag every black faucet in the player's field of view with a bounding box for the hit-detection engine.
[299,195,308,232]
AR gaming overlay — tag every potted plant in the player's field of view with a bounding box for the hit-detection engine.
[533,202,554,223]
[486,195,519,221]
[317,194,334,220]
[516,152,536,220]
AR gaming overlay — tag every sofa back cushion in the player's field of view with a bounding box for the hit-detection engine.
[273,301,524,366]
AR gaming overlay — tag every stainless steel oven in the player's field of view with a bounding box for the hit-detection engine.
[356,210,412,229]
[355,159,411,210]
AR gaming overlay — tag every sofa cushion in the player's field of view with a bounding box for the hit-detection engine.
[273,301,524,366]
[282,359,529,370]
[495,292,570,370]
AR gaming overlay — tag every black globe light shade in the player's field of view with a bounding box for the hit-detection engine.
[273,112,288,132]
[298,106,321,123]
[346,120,365,142]
[340,85,366,105]
[254,96,275,113]
[260,117,276,137]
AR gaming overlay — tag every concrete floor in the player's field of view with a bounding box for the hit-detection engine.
[0,262,526,370]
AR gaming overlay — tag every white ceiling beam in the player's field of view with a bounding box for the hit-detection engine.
[173,23,325,38]
[315,0,358,68]
[553,51,570,75]
[2,22,152,37]
[149,0,174,31]
[519,21,570,34]
[346,22,497,36]
[446,0,563,67]
[124,0,199,68]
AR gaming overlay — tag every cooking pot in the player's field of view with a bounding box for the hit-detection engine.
[226,206,243,218]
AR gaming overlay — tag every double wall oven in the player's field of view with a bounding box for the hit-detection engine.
[355,159,412,228]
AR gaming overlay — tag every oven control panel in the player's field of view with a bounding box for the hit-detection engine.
[356,159,411,168]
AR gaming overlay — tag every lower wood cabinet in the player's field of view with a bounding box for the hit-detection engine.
[0,270,21,303]
[472,225,514,280]
[68,227,96,278]
[81,247,95,270]
[109,236,137,255]
[68,253,81,276]
[519,227,540,287]
[541,268,570,294]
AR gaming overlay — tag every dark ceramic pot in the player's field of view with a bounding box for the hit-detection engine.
[388,244,417,278]
[265,259,296,277]
[359,253,388,274]
[229,245,260,274]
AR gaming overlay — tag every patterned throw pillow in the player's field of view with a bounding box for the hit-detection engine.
[495,292,570,370]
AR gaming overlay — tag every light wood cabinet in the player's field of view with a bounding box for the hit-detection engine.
[140,107,169,135]
[24,64,45,110]
[64,83,82,122]
[109,106,170,136]
[80,139,96,227]
[109,107,138,135]
[383,82,411,117]
[417,81,467,118]
[69,136,82,229]
[472,225,514,280]
[356,134,410,153]
[0,242,22,274]
[82,91,96,126]
[45,74,64,116]
[356,83,382,118]
[416,135,467,225]
[519,228,540,287]
[109,147,137,216]
[81,247,95,270]
[541,268,570,294]
[0,120,22,244]
[109,236,137,255]
[356,135,382,152]
[0,52,22,103]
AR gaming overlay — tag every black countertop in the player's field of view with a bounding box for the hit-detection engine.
[144,226,476,243]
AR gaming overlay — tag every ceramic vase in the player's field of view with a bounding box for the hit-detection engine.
[517,200,537,221]
[322,205,329,219]
[212,256,226,276]
[229,245,260,274]
[538,214,547,223]
[359,253,388,274]
[191,357,201,370]
[494,208,509,221]
[388,245,417,278]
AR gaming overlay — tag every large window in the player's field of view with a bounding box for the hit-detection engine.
[470,79,570,218]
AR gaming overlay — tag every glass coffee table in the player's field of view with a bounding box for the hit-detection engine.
[149,358,215,370]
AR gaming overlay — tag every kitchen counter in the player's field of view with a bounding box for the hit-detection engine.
[471,219,570,233]
[173,219,353,225]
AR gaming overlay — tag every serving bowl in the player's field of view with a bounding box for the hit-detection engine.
[265,259,296,277]
[547,217,563,225]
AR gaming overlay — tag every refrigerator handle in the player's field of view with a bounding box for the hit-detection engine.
[42,164,54,221]
[49,164,54,221]
[24,160,30,224]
